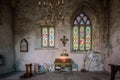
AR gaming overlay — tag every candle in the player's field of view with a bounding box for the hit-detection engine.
[58,0,60,5]
[62,0,64,5]
[38,1,41,6]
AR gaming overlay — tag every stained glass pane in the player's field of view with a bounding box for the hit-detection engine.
[86,20,90,25]
[42,27,48,47]
[77,16,81,22]
[80,13,84,17]
[73,26,78,50]
[80,26,85,50]
[80,20,84,25]
[49,27,54,47]
[83,16,87,22]
[86,26,91,50]
[74,20,78,25]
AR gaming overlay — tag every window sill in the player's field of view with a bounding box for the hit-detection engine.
[71,50,91,54]
[35,47,58,50]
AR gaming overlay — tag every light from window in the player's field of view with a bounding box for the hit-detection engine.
[72,13,91,51]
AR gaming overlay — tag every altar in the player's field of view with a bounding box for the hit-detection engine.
[54,58,72,72]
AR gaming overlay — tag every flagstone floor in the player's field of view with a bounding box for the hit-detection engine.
[0,71,120,80]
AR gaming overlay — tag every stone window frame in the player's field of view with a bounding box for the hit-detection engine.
[41,26,55,48]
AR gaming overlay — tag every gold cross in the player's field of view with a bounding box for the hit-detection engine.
[60,36,68,46]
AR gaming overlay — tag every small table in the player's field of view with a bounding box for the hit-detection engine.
[109,64,120,80]
[20,63,33,78]
[54,58,72,72]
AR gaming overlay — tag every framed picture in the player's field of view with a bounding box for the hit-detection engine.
[20,39,28,52]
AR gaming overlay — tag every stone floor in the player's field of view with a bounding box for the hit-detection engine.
[0,71,120,80]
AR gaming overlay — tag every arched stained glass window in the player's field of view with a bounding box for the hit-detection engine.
[72,13,92,51]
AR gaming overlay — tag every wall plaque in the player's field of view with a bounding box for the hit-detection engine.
[20,39,28,52]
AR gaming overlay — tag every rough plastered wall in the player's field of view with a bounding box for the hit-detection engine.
[104,0,120,72]
[0,0,15,74]
[14,0,104,71]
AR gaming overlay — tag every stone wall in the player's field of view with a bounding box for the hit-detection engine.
[14,0,105,71]
[0,0,15,74]
[104,0,120,72]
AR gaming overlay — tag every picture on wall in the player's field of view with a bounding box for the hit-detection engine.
[20,39,28,52]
